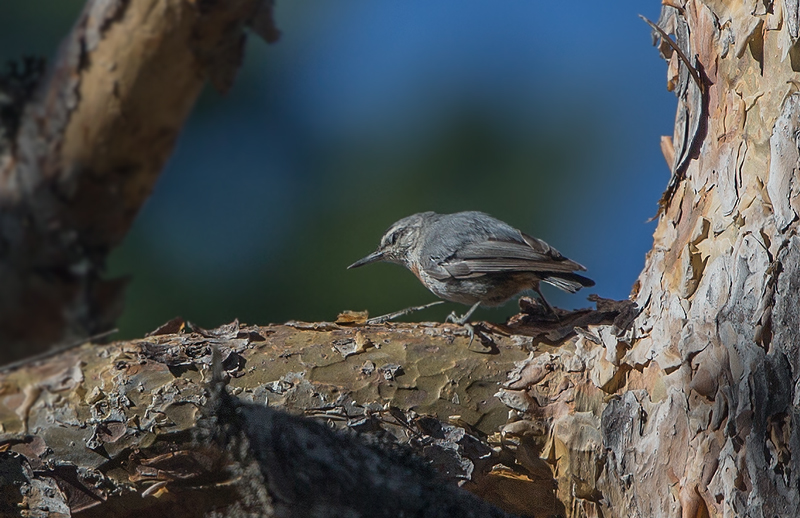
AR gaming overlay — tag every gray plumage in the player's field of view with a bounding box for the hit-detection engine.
[348,211,594,315]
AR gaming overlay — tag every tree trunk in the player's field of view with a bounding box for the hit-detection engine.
[597,2,800,516]
[1,1,798,517]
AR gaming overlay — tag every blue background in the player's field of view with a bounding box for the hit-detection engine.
[1,2,675,336]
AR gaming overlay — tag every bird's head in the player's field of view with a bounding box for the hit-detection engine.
[347,212,435,270]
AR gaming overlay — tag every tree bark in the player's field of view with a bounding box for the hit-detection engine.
[596,2,800,516]
[1,0,798,517]
[0,317,593,517]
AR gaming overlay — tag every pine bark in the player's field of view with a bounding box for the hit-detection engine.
[0,318,576,517]
[598,2,800,515]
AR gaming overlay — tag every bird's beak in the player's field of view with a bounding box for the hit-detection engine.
[347,250,385,269]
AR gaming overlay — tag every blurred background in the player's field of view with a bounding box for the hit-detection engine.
[1,1,675,338]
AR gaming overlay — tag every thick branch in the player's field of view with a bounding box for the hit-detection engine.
[0,308,627,517]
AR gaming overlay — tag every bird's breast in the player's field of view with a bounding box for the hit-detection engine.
[408,262,424,282]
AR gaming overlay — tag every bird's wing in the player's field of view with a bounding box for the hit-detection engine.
[435,233,586,280]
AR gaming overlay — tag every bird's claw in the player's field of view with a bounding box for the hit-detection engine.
[446,312,475,345]
[446,311,468,325]
[446,300,481,326]
[464,323,475,346]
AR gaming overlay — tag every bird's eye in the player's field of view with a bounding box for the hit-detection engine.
[389,232,399,244]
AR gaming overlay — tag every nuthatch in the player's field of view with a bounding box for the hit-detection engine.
[348,211,595,324]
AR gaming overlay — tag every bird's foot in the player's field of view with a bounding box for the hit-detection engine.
[446,310,469,326]
[446,301,482,345]
[446,313,476,344]
[464,323,475,346]
[533,288,560,321]
[446,301,481,326]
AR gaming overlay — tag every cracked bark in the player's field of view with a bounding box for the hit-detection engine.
[597,2,800,516]
[0,318,577,517]
[1,0,799,517]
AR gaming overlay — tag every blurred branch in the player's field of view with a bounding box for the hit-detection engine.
[0,0,276,362]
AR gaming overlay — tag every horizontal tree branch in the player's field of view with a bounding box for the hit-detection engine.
[0,307,626,516]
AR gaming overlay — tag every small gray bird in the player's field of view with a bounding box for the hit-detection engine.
[348,211,594,324]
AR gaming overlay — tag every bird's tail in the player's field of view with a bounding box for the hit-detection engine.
[543,273,595,293]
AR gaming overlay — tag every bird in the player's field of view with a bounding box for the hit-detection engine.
[347,211,594,324]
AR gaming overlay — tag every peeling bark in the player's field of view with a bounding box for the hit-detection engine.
[0,299,633,517]
[0,319,590,517]
[547,1,800,515]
